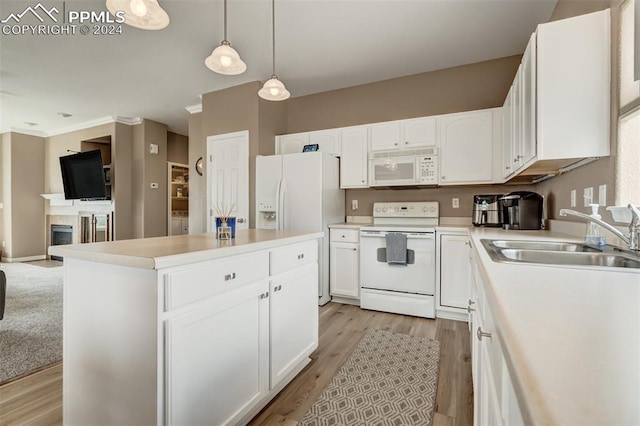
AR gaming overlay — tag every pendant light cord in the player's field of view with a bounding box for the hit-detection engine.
[271,0,276,75]
[223,0,228,40]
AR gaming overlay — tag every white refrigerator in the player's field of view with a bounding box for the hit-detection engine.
[256,152,345,305]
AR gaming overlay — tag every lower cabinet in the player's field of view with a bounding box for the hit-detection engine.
[271,263,319,386]
[329,228,360,303]
[437,231,471,320]
[165,280,270,425]
[470,241,524,426]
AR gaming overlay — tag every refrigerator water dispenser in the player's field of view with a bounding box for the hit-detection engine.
[257,200,277,229]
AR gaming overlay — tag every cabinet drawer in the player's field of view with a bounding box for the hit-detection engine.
[165,251,269,311]
[270,240,318,276]
[330,228,359,243]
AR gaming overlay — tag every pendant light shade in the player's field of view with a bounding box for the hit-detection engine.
[205,0,246,75]
[259,0,290,101]
[105,0,170,30]
[259,76,290,101]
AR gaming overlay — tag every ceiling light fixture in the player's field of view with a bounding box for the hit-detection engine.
[204,0,246,75]
[259,0,290,101]
[58,112,72,118]
[105,0,170,30]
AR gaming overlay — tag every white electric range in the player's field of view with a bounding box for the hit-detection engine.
[359,201,439,318]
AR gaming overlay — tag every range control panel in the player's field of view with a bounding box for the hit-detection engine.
[372,201,439,218]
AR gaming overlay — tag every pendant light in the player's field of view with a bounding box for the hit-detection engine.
[105,0,170,30]
[205,0,247,75]
[259,0,290,101]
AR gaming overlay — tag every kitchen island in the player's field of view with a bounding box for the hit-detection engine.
[49,229,323,425]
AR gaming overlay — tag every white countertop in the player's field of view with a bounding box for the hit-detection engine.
[48,229,323,270]
[468,227,640,425]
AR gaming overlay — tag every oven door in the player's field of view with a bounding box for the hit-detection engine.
[359,230,436,295]
[368,156,419,187]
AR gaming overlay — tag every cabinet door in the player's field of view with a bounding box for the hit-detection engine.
[310,129,341,156]
[276,133,309,155]
[439,110,493,184]
[170,218,182,236]
[270,264,319,387]
[511,65,524,172]
[181,217,189,235]
[520,33,537,166]
[502,86,514,179]
[340,126,369,188]
[165,280,269,425]
[403,117,437,148]
[440,234,471,309]
[370,121,401,151]
[330,242,359,298]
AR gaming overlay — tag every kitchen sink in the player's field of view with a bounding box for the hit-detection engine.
[488,240,600,252]
[481,239,640,269]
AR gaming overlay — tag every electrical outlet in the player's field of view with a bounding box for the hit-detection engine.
[570,190,577,207]
[150,182,159,189]
[599,184,607,206]
[452,198,460,209]
[149,143,159,154]
[583,187,593,207]
[351,200,358,211]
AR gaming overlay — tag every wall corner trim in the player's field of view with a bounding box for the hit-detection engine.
[185,104,203,114]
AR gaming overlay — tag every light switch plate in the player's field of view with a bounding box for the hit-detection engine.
[583,187,593,207]
[149,143,159,154]
[598,184,607,206]
[150,183,159,189]
[351,200,358,211]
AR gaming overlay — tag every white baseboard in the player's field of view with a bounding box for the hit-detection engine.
[436,308,469,322]
[331,295,360,306]
[2,255,47,263]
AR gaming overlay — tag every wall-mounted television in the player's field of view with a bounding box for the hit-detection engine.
[60,150,108,200]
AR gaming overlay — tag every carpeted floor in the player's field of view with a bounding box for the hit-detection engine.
[0,262,63,384]
[300,329,441,426]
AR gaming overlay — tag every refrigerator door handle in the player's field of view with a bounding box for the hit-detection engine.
[279,179,286,230]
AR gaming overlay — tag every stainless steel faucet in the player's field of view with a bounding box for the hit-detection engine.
[559,204,640,251]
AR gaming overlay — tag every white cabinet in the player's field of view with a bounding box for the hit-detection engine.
[165,280,270,425]
[270,263,319,387]
[437,232,471,320]
[309,129,341,156]
[276,132,309,154]
[171,216,189,235]
[502,85,515,179]
[370,117,437,151]
[276,130,340,156]
[340,126,369,188]
[501,10,610,181]
[329,228,360,301]
[438,110,494,185]
[470,240,525,426]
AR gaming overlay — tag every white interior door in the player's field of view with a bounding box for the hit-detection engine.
[207,131,249,232]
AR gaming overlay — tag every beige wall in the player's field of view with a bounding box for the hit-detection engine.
[167,131,188,164]
[1,133,46,259]
[131,120,168,238]
[287,55,521,133]
[188,113,205,234]
[539,0,622,223]
[112,123,134,240]
[0,133,10,258]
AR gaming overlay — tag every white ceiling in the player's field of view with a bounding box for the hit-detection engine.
[0,0,558,136]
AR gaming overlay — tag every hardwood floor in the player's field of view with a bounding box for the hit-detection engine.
[0,303,472,426]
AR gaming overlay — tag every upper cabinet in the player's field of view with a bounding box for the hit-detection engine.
[438,110,495,185]
[503,9,611,182]
[370,117,437,151]
[276,129,341,156]
[276,133,309,155]
[340,126,369,188]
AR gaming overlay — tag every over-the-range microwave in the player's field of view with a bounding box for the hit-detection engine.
[368,147,438,187]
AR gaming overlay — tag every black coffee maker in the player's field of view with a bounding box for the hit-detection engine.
[500,191,543,230]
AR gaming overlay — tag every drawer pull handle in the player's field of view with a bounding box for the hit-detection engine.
[477,327,491,341]
[467,305,475,314]
[224,272,237,281]
[259,292,269,299]
[274,285,282,292]
[297,253,305,260]
[468,299,476,306]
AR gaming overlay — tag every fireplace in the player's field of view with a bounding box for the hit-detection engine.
[50,224,73,261]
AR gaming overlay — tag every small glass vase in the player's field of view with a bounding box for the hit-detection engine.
[215,217,236,239]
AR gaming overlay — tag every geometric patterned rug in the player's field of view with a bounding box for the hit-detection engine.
[299,329,441,426]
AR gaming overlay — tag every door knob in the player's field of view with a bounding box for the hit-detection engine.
[237,218,245,223]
